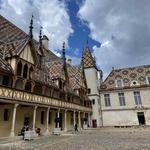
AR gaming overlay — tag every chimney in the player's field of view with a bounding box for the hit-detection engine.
[67,59,72,65]
[42,35,49,49]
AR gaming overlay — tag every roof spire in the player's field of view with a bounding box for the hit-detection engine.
[29,15,34,39]
[62,42,69,83]
[86,39,89,46]
[39,26,43,50]
[62,41,66,61]
[86,36,89,48]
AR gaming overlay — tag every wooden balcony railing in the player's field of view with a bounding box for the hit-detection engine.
[0,86,92,112]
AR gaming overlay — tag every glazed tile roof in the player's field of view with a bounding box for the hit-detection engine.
[46,60,87,90]
[0,15,30,57]
[0,14,88,95]
[0,15,59,60]
[0,15,60,73]
[82,47,96,68]
[68,65,86,89]
[44,48,61,62]
[46,60,66,80]
[100,65,150,91]
[0,56,12,73]
[33,67,56,86]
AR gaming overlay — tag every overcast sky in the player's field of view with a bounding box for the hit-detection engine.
[1,0,150,78]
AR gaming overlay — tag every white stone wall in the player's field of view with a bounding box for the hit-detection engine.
[84,68,99,94]
[84,68,102,127]
[101,88,150,126]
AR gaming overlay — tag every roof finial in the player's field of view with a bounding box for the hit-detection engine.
[39,26,43,49]
[29,15,34,39]
[62,41,66,60]
[86,39,89,46]
[86,36,89,48]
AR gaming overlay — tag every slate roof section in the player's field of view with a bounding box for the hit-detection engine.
[100,65,150,91]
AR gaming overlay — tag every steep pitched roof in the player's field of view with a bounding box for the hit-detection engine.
[100,65,150,91]
[0,57,12,73]
[82,47,96,68]
[33,66,56,86]
[44,48,61,62]
[0,15,59,61]
[68,65,86,89]
[47,60,66,80]
[0,15,30,57]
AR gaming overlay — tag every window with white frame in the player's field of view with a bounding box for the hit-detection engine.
[116,79,123,87]
[104,94,111,107]
[118,93,126,106]
[134,91,142,105]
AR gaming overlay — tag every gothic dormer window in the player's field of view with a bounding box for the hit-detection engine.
[17,61,22,76]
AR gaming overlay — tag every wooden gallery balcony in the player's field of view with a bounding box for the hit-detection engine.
[0,86,92,112]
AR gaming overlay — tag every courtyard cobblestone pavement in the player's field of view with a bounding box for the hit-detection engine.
[0,127,150,150]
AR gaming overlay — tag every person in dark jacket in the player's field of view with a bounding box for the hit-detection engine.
[74,123,78,132]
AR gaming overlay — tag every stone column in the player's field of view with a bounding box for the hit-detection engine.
[73,110,76,126]
[78,111,81,130]
[22,79,27,90]
[45,107,50,135]
[21,62,25,77]
[33,106,38,131]
[9,104,19,137]
[31,82,35,92]
[83,112,86,125]
[64,110,67,131]
[12,76,17,88]
[27,64,31,79]
[57,109,60,128]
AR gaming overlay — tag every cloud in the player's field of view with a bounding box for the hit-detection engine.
[0,0,73,51]
[66,55,81,66]
[78,0,150,77]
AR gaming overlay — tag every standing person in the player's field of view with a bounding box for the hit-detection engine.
[21,126,26,140]
[74,123,78,132]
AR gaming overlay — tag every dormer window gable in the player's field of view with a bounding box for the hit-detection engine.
[115,79,124,88]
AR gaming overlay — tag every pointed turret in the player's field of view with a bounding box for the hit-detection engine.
[29,15,33,39]
[82,45,96,68]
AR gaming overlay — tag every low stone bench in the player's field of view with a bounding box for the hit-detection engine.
[83,124,88,129]
[53,128,61,135]
[24,131,37,140]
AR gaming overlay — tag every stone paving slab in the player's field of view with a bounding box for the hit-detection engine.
[0,128,150,150]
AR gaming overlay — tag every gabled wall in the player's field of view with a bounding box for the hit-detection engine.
[20,44,34,64]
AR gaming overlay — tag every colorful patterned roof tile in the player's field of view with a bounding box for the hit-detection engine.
[68,65,86,89]
[0,53,13,73]
[47,60,66,80]
[82,47,96,68]
[100,65,150,91]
